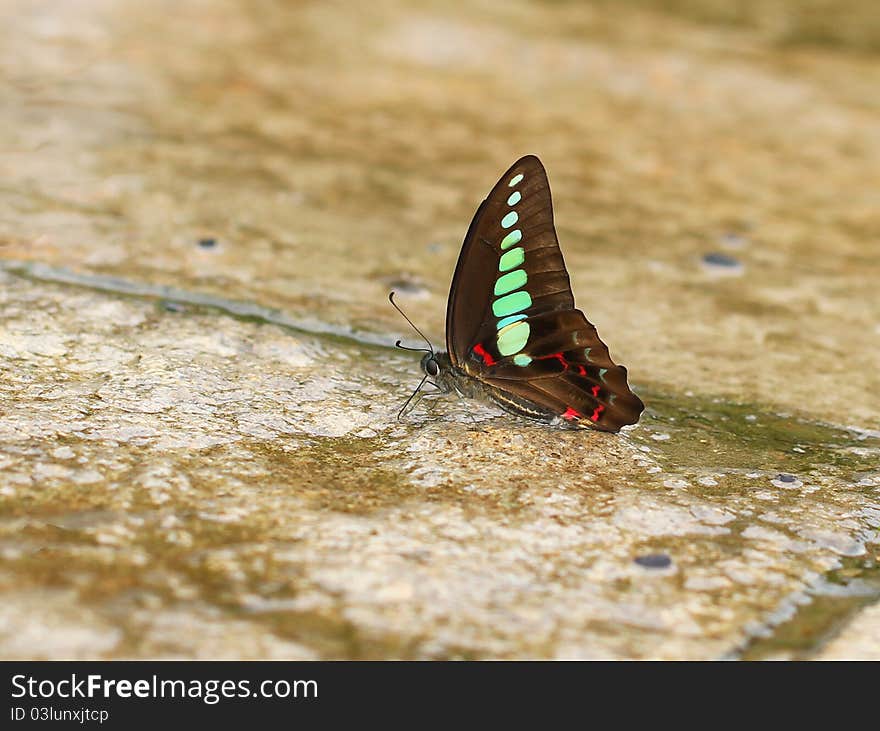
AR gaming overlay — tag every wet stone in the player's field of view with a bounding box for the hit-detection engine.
[2,0,880,660]
[4,274,878,658]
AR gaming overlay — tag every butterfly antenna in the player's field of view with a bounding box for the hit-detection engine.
[389,291,434,355]
[397,372,429,421]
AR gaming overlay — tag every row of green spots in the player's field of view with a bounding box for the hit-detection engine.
[493,290,532,318]
[496,313,526,329]
[496,319,530,356]
[501,230,521,250]
[501,211,518,228]
[494,269,527,296]
[494,172,531,359]
[499,247,524,272]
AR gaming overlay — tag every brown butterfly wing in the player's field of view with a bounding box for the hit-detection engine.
[446,155,571,363]
[446,155,644,431]
[479,310,645,431]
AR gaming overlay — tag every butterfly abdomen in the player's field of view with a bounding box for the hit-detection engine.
[485,385,558,424]
[434,357,557,423]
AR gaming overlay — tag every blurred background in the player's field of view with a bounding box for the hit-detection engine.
[1,1,879,660]
[2,0,878,423]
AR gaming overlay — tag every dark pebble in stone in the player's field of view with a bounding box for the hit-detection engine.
[702,252,740,268]
[161,301,185,313]
[198,238,217,248]
[776,473,797,483]
[634,553,672,569]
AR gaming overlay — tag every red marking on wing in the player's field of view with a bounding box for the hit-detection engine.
[576,365,587,377]
[562,407,582,420]
[473,343,497,366]
[591,385,600,398]
[538,352,569,370]
[590,404,606,422]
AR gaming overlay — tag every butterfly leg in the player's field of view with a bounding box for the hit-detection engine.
[398,380,448,420]
[447,386,484,431]
[417,384,448,411]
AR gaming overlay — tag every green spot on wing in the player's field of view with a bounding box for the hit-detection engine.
[508,173,524,187]
[499,247,524,272]
[507,191,521,206]
[492,290,532,318]
[494,269,527,296]
[501,211,518,229]
[497,321,530,356]
[513,354,532,366]
[496,314,526,330]
[500,230,522,250]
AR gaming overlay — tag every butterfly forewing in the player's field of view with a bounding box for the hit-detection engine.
[445,155,644,431]
[446,156,571,362]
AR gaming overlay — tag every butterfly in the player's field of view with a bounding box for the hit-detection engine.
[393,155,644,432]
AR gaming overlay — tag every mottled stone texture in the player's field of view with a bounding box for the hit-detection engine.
[1,0,878,658]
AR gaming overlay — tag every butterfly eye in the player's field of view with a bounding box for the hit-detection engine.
[426,359,440,377]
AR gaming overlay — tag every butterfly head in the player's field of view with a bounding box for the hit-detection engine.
[420,352,441,378]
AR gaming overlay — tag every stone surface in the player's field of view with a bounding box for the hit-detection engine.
[1,0,879,659]
[818,601,880,660]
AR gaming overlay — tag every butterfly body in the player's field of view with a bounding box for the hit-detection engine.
[422,351,562,425]
[412,155,644,433]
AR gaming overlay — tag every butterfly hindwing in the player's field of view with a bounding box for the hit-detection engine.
[475,310,644,431]
[445,155,644,431]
